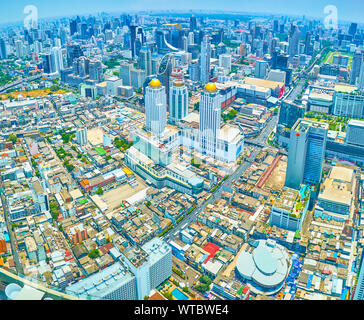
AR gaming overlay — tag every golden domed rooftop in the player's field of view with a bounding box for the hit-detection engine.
[149,78,161,87]
[204,82,217,92]
[173,80,184,87]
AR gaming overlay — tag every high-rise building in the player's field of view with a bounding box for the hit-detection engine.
[219,54,232,73]
[66,262,137,300]
[348,23,358,36]
[130,69,146,90]
[129,25,137,58]
[288,24,301,60]
[76,128,88,146]
[120,238,172,300]
[200,35,211,84]
[358,57,364,90]
[333,91,364,119]
[119,62,132,86]
[199,82,221,157]
[278,100,306,129]
[190,15,197,31]
[89,59,103,82]
[285,119,328,190]
[51,47,64,73]
[0,38,7,60]
[138,45,152,76]
[351,50,363,85]
[346,119,364,147]
[169,80,188,124]
[189,61,200,82]
[254,60,269,79]
[145,78,167,137]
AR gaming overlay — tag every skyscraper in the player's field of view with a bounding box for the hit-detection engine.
[285,119,328,190]
[169,80,188,124]
[51,47,64,74]
[351,50,363,85]
[288,24,301,61]
[199,82,221,157]
[76,128,88,146]
[0,38,6,60]
[200,35,211,84]
[138,45,152,76]
[119,62,132,86]
[145,78,167,138]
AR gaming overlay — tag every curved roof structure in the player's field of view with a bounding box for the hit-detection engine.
[236,240,289,293]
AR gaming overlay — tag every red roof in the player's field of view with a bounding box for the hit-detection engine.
[203,242,220,264]
[99,242,114,254]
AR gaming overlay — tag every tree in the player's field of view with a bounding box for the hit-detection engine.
[8,134,17,143]
[96,187,104,195]
[88,249,100,259]
[199,275,212,285]
[50,201,60,221]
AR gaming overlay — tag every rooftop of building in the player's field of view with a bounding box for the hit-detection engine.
[293,118,329,132]
[66,262,135,298]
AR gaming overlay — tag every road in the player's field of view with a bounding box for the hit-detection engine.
[0,181,24,275]
[162,115,278,243]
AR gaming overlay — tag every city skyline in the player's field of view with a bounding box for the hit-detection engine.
[1,0,364,25]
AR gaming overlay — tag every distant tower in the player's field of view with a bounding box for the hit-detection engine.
[200,35,211,84]
[199,83,221,157]
[169,80,188,124]
[285,119,328,190]
[145,78,167,138]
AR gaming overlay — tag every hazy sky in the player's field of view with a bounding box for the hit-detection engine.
[1,0,364,24]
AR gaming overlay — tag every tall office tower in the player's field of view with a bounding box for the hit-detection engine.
[351,50,363,85]
[158,55,173,100]
[182,35,188,52]
[189,61,200,81]
[358,57,364,90]
[348,23,358,36]
[50,47,64,73]
[219,54,232,73]
[76,128,88,146]
[151,57,160,75]
[285,119,328,190]
[288,24,301,60]
[188,32,194,45]
[70,19,78,36]
[254,60,269,79]
[119,62,132,86]
[346,119,364,147]
[89,59,103,82]
[138,45,152,76]
[42,53,53,74]
[145,79,167,137]
[278,100,306,129]
[130,69,146,90]
[190,15,197,31]
[15,40,23,58]
[141,238,172,296]
[120,238,172,300]
[199,83,221,157]
[0,38,7,60]
[304,31,312,55]
[80,22,88,40]
[66,44,83,67]
[273,20,279,33]
[169,80,188,124]
[129,25,137,58]
[200,35,211,84]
